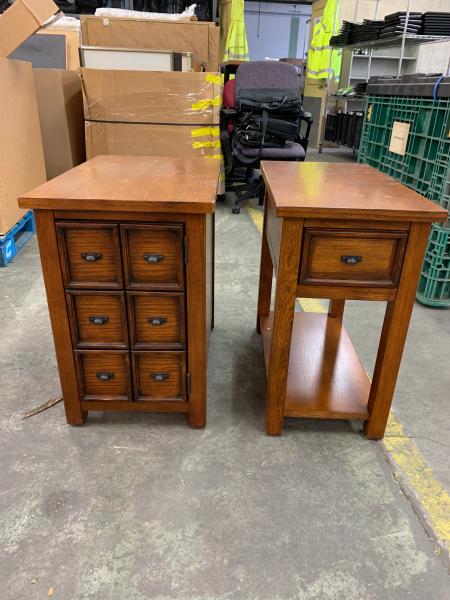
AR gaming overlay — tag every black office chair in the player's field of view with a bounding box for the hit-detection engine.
[220,60,313,213]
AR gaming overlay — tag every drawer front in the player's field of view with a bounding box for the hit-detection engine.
[67,291,128,349]
[121,224,184,290]
[57,223,122,289]
[133,352,186,402]
[76,351,132,401]
[300,229,407,288]
[127,292,185,350]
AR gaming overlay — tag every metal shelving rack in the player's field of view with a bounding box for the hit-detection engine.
[318,0,450,153]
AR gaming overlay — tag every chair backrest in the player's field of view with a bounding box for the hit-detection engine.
[235,61,299,98]
[223,79,236,108]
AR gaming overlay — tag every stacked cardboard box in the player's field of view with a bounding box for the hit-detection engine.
[80,15,219,72]
[0,0,59,235]
[81,69,222,161]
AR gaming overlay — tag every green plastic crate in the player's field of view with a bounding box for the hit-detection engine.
[359,95,450,208]
[416,222,450,308]
[359,95,450,306]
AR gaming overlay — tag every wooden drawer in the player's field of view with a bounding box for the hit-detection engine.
[67,291,128,349]
[75,351,132,402]
[127,292,185,350]
[299,229,408,288]
[133,352,186,402]
[57,222,122,289]
[121,224,184,290]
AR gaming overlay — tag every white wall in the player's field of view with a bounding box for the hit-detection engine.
[245,2,312,60]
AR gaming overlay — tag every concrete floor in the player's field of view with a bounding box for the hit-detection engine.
[1,153,449,599]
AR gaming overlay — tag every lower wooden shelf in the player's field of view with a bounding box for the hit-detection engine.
[261,311,370,420]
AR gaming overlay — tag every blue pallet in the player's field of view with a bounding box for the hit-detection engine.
[0,211,36,267]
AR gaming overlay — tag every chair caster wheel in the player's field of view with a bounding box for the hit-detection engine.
[232,206,240,214]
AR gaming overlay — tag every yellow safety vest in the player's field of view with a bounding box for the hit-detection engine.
[307,0,342,80]
[223,0,249,62]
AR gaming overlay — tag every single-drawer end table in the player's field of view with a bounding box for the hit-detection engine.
[257,162,447,439]
[19,155,219,428]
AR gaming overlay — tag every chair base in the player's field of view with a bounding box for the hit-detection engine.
[229,177,265,214]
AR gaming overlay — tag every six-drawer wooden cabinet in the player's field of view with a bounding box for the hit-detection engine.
[19,156,219,427]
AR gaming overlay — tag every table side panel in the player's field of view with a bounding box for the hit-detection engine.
[33,209,86,425]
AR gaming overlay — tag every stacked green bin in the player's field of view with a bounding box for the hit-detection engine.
[358,78,450,307]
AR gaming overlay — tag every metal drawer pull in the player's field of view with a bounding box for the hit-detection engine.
[151,372,169,382]
[144,253,165,263]
[341,255,362,265]
[81,252,102,262]
[89,316,109,325]
[96,372,114,381]
[147,316,167,326]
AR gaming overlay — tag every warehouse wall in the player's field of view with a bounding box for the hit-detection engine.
[244,3,311,60]
[340,0,450,21]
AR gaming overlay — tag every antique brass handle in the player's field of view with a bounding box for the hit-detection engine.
[147,317,167,326]
[81,252,102,262]
[96,372,114,381]
[341,255,362,265]
[90,316,109,325]
[151,373,169,382]
[144,254,164,263]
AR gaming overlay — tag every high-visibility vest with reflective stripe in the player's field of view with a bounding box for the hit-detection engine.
[307,0,342,80]
[223,0,249,62]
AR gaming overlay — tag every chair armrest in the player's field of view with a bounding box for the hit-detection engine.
[221,107,239,119]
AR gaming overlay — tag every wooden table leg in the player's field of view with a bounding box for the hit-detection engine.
[185,215,207,429]
[328,299,345,321]
[364,223,431,439]
[257,196,273,334]
[34,210,87,426]
[265,219,303,435]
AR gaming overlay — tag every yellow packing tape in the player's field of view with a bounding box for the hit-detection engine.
[203,154,223,159]
[192,96,221,111]
[205,73,222,85]
[191,126,220,138]
[192,140,221,149]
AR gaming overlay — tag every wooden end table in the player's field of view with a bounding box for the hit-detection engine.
[19,155,219,428]
[257,162,447,439]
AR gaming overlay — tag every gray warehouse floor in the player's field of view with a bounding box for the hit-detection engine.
[1,151,449,599]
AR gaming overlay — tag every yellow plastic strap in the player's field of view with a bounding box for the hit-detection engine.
[191,126,220,138]
[203,154,223,159]
[192,96,221,111]
[205,73,222,85]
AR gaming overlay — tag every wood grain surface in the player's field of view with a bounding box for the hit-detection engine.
[133,351,186,401]
[57,222,123,289]
[300,229,407,288]
[121,224,184,291]
[75,350,132,401]
[34,210,87,425]
[127,292,185,350]
[261,312,370,419]
[19,155,220,214]
[261,162,448,222]
[67,291,128,349]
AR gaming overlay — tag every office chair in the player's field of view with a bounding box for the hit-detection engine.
[220,60,313,214]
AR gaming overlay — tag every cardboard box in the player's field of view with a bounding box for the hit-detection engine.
[0,0,59,58]
[82,67,221,164]
[0,58,46,234]
[85,122,221,160]
[34,69,86,180]
[81,68,221,125]
[80,16,219,72]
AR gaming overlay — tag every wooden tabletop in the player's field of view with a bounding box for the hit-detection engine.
[261,162,448,222]
[19,155,221,214]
